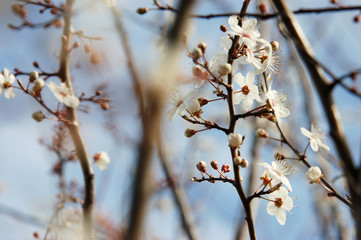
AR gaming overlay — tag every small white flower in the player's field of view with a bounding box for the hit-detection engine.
[209,52,230,83]
[233,71,260,111]
[228,133,243,148]
[305,166,323,184]
[259,160,293,192]
[47,81,79,108]
[228,16,260,39]
[93,151,111,170]
[0,68,16,99]
[301,123,330,152]
[267,187,293,225]
[167,88,195,121]
[264,83,290,119]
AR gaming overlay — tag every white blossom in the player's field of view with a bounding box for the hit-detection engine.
[93,151,111,170]
[186,99,201,115]
[0,68,16,99]
[228,16,260,39]
[305,166,323,184]
[263,83,290,119]
[228,133,243,148]
[167,88,195,121]
[233,71,260,111]
[267,187,293,225]
[47,81,79,108]
[259,160,293,192]
[301,123,330,152]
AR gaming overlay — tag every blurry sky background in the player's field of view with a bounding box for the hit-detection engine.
[0,0,360,239]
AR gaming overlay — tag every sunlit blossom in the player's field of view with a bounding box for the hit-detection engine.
[267,187,293,225]
[301,123,330,152]
[47,81,79,108]
[233,71,260,111]
[0,68,16,99]
[259,160,293,192]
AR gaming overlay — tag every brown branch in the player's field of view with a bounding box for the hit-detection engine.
[271,0,357,210]
[191,176,235,184]
[125,0,196,239]
[58,0,95,239]
[148,4,361,20]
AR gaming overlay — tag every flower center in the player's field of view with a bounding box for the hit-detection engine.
[3,81,12,89]
[241,85,250,95]
[60,91,68,97]
[274,197,283,208]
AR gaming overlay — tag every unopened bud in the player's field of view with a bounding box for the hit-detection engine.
[33,61,39,68]
[44,0,51,4]
[96,90,102,96]
[256,128,268,138]
[220,25,227,32]
[12,4,27,18]
[197,42,207,54]
[32,78,45,92]
[184,128,196,138]
[240,159,248,168]
[270,41,279,51]
[192,65,203,78]
[258,3,268,14]
[268,182,282,193]
[210,160,218,170]
[198,97,209,107]
[234,156,242,166]
[267,115,278,122]
[228,133,243,148]
[275,153,285,160]
[73,42,80,48]
[100,102,109,110]
[136,8,149,14]
[32,111,45,122]
[354,15,360,23]
[90,52,100,65]
[29,71,39,82]
[33,232,40,239]
[50,8,58,15]
[84,44,92,53]
[218,63,232,75]
[52,19,63,28]
[221,164,231,173]
[196,161,207,173]
[191,47,203,60]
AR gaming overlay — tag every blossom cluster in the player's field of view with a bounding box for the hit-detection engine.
[168,15,332,227]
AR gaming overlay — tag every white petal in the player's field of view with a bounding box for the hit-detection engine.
[267,202,278,216]
[4,88,15,99]
[167,107,177,121]
[275,209,286,225]
[300,127,312,138]
[220,37,232,52]
[228,16,242,33]
[63,96,80,108]
[310,139,319,152]
[283,196,294,211]
[280,176,292,192]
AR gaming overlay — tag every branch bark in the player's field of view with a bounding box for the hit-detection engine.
[58,0,95,239]
[271,0,360,237]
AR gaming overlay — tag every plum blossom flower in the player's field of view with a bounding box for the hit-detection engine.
[267,187,293,225]
[93,151,111,170]
[228,16,260,39]
[47,81,79,108]
[0,68,16,99]
[228,133,243,148]
[263,83,290,119]
[305,166,323,184]
[259,160,293,192]
[233,71,260,111]
[301,123,330,152]
[167,88,195,121]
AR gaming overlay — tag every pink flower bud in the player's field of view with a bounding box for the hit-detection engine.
[184,128,196,138]
[196,161,207,173]
[210,160,218,170]
[256,128,268,138]
[221,164,231,173]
